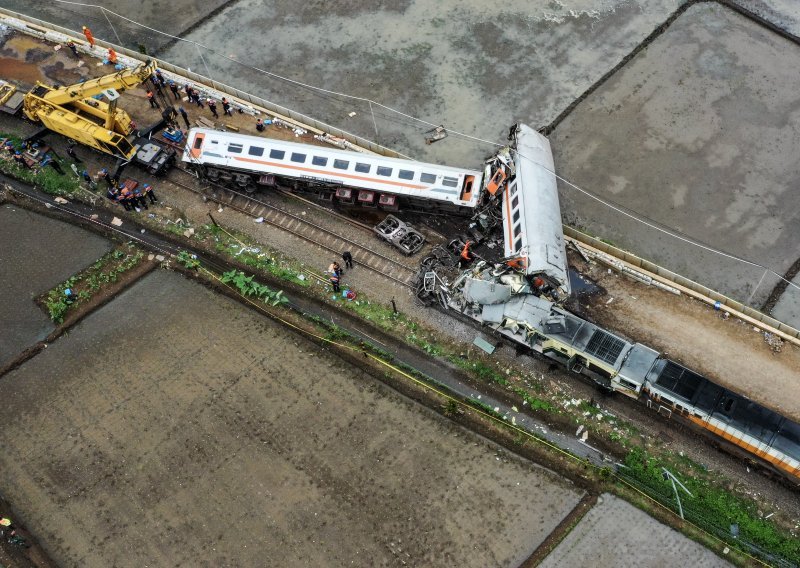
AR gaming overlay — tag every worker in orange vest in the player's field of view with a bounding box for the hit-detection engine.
[82,25,95,47]
[107,47,117,65]
[459,240,475,268]
[146,89,158,109]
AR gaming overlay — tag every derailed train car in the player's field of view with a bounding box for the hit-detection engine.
[446,263,800,483]
[182,127,483,215]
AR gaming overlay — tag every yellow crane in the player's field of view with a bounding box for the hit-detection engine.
[17,60,175,173]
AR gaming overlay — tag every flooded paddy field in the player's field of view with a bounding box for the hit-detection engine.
[0,204,111,367]
[540,494,732,567]
[551,2,800,317]
[0,269,582,567]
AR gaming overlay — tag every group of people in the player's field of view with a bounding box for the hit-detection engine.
[328,251,354,292]
[206,96,234,119]
[3,139,64,174]
[63,25,116,65]
[107,181,158,212]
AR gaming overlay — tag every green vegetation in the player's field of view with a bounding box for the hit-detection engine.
[176,250,200,270]
[620,447,800,562]
[0,133,81,196]
[43,245,144,323]
[220,270,288,307]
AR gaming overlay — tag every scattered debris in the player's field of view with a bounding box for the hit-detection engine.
[764,332,783,353]
[54,196,69,204]
[254,216,264,223]
[110,217,123,226]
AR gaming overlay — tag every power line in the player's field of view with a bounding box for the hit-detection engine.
[40,1,800,297]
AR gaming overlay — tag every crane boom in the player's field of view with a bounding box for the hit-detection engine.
[34,60,156,106]
[20,59,175,174]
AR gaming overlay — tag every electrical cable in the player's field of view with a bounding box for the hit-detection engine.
[36,1,800,297]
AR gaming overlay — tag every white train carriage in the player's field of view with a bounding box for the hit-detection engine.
[501,124,570,295]
[182,128,483,214]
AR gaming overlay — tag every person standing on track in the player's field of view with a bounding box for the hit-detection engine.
[221,97,233,116]
[146,90,159,109]
[342,251,353,270]
[143,183,158,204]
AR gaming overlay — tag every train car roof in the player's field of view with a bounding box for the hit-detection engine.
[649,359,800,457]
[502,125,570,293]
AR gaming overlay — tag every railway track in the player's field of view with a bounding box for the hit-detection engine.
[168,169,419,288]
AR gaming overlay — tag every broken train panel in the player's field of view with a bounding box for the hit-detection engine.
[446,263,649,398]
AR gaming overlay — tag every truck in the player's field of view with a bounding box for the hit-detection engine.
[5,60,175,174]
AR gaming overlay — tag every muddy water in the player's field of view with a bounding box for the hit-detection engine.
[0,204,111,367]
[0,269,582,567]
[160,0,682,166]
[0,57,46,85]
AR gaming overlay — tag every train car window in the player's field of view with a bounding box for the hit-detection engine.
[291,152,307,163]
[193,137,203,149]
[228,143,243,154]
[509,182,517,196]
[420,173,437,184]
[442,176,458,187]
[772,420,800,457]
[269,149,285,159]
[377,166,393,177]
[334,159,349,170]
[248,146,264,157]
[398,169,415,180]
[514,238,523,251]
[312,156,328,166]
[355,162,371,173]
[513,223,522,237]
[511,195,519,209]
[716,395,737,417]
[513,210,520,223]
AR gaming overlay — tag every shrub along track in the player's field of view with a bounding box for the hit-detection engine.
[169,167,419,287]
[2,175,781,567]
[2,173,619,564]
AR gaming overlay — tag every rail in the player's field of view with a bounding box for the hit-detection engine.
[169,168,418,288]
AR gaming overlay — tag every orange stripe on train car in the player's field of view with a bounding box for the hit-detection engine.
[687,415,800,478]
[232,156,429,192]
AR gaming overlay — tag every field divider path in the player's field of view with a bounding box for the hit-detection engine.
[169,169,418,288]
